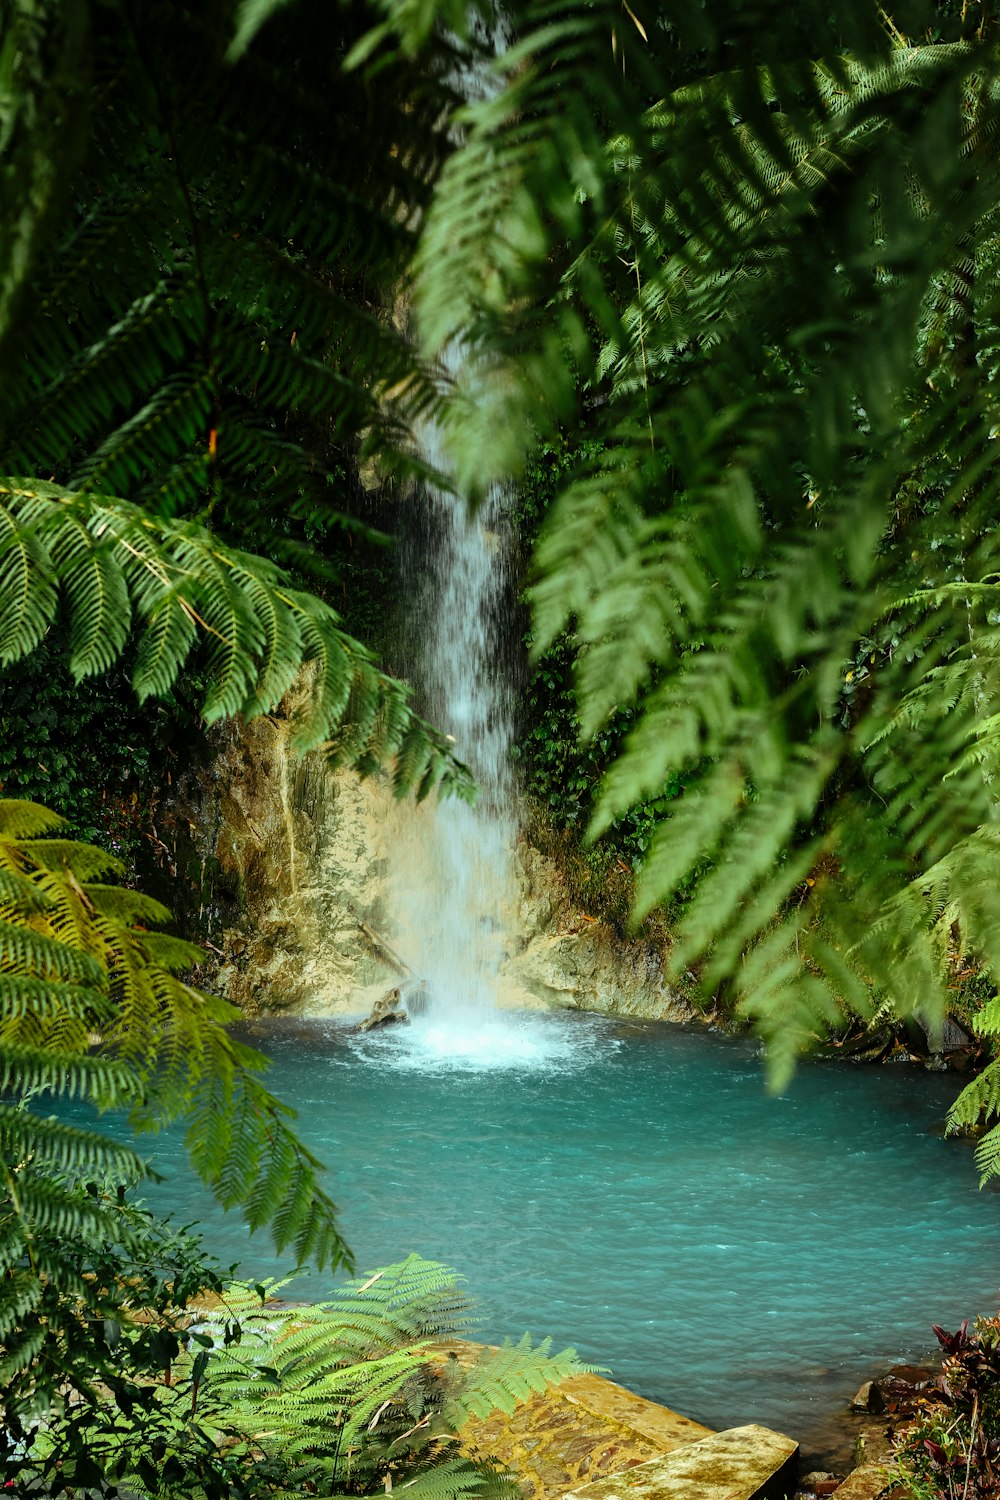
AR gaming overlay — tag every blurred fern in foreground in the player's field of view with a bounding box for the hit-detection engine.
[382,0,1000,1127]
[0,798,350,1291]
[4,1243,583,1499]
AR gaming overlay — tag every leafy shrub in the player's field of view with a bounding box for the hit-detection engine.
[513,438,693,877]
[0,630,206,865]
[887,1319,1000,1500]
[4,1209,583,1500]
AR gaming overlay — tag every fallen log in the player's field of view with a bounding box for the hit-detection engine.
[358,922,414,979]
[356,978,430,1031]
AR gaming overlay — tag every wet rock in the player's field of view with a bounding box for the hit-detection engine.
[914,1011,973,1053]
[204,707,698,1023]
[798,1472,840,1497]
[460,1368,713,1500]
[854,1423,894,1469]
[404,979,430,1016]
[939,1016,973,1051]
[848,1382,873,1413]
[833,1466,890,1500]
[871,1365,931,1416]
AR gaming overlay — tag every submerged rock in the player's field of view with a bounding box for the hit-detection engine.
[862,1363,932,1417]
[356,979,430,1031]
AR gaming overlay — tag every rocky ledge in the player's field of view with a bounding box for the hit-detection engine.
[458,1369,798,1500]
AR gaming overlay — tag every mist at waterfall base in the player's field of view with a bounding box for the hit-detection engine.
[143,1013,1000,1454]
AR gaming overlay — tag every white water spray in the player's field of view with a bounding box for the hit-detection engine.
[376,23,540,1051]
[391,371,518,1020]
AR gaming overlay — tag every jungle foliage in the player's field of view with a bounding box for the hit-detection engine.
[513,439,688,868]
[0,0,489,1453]
[18,0,1000,1113]
[10,0,1000,1475]
[0,797,348,1289]
[0,0,472,810]
[364,0,1000,1128]
[887,1317,1000,1499]
[4,1231,581,1499]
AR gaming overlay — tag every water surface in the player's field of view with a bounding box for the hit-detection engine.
[145,1012,1000,1453]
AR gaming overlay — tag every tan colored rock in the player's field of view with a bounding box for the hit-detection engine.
[558,1375,713,1452]
[830,1466,889,1500]
[853,1426,894,1469]
[562,1425,798,1500]
[356,986,410,1031]
[460,1370,713,1500]
[199,706,694,1023]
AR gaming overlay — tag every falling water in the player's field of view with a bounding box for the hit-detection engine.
[388,349,519,1024]
[373,17,527,1033]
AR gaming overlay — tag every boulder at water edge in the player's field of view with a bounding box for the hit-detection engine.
[561,1424,799,1500]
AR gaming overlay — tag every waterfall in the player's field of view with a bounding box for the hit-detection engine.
[391,377,518,1019]
[379,23,522,1022]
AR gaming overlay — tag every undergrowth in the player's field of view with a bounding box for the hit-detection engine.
[887,1319,1000,1499]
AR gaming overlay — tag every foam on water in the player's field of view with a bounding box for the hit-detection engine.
[344,1010,614,1074]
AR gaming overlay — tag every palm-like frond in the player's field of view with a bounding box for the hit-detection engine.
[0,480,467,796]
[398,0,1000,1104]
[0,798,353,1373]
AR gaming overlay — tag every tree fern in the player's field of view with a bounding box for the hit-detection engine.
[0,0,479,811]
[4,1241,581,1498]
[192,1255,583,1497]
[386,0,1000,1108]
[0,796,355,1377]
[0,478,469,797]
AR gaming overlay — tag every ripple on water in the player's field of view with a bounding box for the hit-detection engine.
[132,1011,1000,1463]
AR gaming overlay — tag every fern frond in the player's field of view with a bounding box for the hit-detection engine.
[399,0,1000,1104]
[0,1104,149,1185]
[0,800,353,1271]
[0,482,472,795]
[394,1456,519,1500]
[193,1256,579,1498]
[0,1043,142,1109]
[444,1335,584,1424]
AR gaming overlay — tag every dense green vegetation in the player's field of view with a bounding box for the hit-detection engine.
[7,0,1000,1488]
[408,0,1000,1108]
[887,1317,1000,1498]
[0,0,481,1483]
[2,1211,580,1496]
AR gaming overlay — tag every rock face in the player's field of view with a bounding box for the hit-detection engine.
[202,711,692,1022]
[204,715,394,1015]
